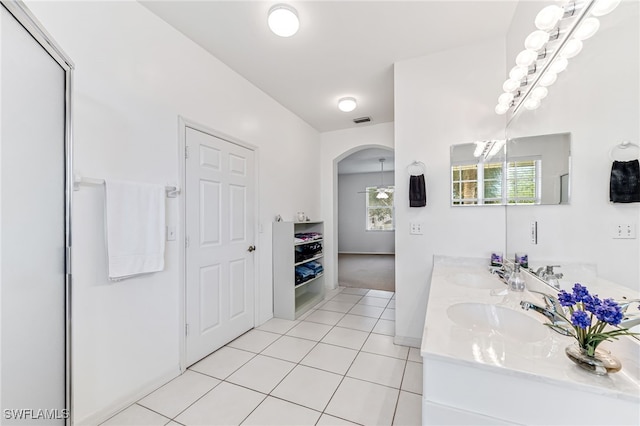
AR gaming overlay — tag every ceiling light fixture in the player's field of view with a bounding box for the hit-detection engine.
[494,0,621,118]
[268,4,299,37]
[338,97,357,112]
[473,140,506,160]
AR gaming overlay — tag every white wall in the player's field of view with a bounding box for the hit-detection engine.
[505,0,640,290]
[320,122,395,289]
[338,171,395,253]
[394,38,507,344]
[26,1,321,424]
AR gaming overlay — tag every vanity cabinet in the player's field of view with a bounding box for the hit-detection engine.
[273,221,325,320]
[422,257,640,426]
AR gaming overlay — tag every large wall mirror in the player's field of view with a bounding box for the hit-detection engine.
[450,133,571,206]
[504,0,639,291]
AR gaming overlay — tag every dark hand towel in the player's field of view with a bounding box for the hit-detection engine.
[409,174,427,207]
[610,160,640,203]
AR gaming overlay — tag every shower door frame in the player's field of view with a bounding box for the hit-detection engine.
[1,1,74,424]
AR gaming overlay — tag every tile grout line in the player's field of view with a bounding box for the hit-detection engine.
[128,287,410,426]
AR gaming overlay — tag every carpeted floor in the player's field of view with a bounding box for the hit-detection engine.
[337,253,395,292]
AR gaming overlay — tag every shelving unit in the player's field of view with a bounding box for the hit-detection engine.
[273,221,325,320]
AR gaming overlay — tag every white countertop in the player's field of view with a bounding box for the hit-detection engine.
[421,256,640,403]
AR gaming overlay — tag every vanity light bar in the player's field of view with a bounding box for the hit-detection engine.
[473,140,505,160]
[495,0,621,118]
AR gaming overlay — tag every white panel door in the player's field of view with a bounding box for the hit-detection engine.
[185,127,255,365]
[1,5,67,424]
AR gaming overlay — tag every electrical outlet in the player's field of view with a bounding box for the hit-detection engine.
[410,222,423,235]
[612,223,636,239]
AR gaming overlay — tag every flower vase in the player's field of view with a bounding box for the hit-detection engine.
[565,343,621,375]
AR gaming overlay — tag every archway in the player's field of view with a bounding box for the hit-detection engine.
[336,147,395,290]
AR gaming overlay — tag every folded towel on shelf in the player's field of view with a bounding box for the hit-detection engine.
[295,265,315,285]
[105,180,166,280]
[304,261,324,275]
[610,160,640,203]
[409,174,427,207]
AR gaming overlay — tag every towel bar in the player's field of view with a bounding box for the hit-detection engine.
[73,175,181,198]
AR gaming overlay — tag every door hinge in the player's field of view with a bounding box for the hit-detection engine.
[185,324,189,337]
[185,146,190,159]
[185,235,190,248]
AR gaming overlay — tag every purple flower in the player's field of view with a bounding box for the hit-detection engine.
[558,290,575,307]
[583,294,602,314]
[571,310,591,329]
[594,298,623,325]
[572,283,591,303]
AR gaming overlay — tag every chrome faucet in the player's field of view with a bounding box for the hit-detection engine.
[490,264,512,285]
[527,290,564,314]
[619,299,640,330]
[520,290,572,336]
[535,265,563,289]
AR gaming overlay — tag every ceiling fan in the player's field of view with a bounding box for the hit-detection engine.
[358,158,394,199]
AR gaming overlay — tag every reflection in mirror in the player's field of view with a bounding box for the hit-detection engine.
[507,132,571,205]
[450,140,505,206]
[450,134,571,206]
[505,1,639,291]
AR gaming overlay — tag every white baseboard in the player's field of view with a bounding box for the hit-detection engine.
[394,335,421,349]
[75,366,180,425]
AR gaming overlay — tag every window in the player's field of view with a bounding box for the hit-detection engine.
[507,159,541,204]
[451,159,540,205]
[366,187,394,231]
[451,164,478,205]
[451,162,503,205]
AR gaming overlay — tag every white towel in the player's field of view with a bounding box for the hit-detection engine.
[105,180,165,280]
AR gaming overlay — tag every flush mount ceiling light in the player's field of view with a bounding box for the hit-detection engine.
[338,97,357,112]
[268,4,299,37]
[495,0,621,117]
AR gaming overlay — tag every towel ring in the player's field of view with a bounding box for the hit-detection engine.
[407,161,426,176]
[609,141,640,161]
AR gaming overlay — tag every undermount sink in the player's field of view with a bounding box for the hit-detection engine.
[446,302,549,343]
[447,272,503,289]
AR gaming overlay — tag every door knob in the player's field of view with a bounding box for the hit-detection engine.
[247,245,256,252]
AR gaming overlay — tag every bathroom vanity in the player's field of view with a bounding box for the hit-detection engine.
[420,256,640,425]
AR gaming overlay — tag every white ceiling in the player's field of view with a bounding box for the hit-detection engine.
[141,1,518,133]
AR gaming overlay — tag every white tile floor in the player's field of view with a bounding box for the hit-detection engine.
[102,287,422,426]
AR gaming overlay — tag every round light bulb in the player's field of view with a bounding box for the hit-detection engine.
[509,65,528,81]
[574,17,600,41]
[525,30,551,51]
[503,79,520,93]
[337,97,357,112]
[498,92,514,106]
[495,104,509,115]
[530,86,549,101]
[516,49,538,67]
[524,98,541,110]
[591,0,621,16]
[549,57,569,74]
[562,39,583,58]
[268,4,300,37]
[538,72,558,87]
[535,5,564,31]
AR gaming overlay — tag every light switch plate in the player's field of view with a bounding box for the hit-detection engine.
[530,221,538,244]
[166,225,176,241]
